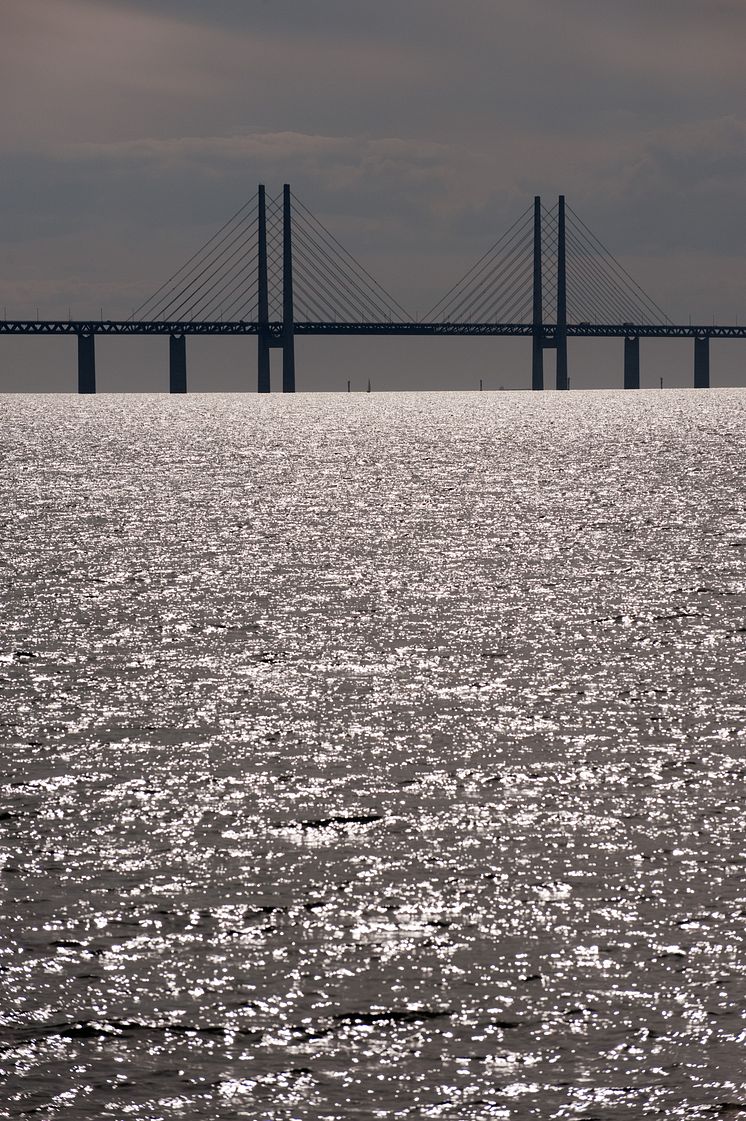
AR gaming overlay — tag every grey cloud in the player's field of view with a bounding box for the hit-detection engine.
[3,115,745,322]
[5,0,745,151]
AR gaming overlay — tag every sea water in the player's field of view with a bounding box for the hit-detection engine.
[1,390,745,1119]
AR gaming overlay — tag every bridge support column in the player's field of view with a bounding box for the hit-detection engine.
[169,334,187,393]
[556,195,568,390]
[258,335,271,393]
[531,195,544,390]
[282,183,296,393]
[281,334,295,394]
[532,336,544,391]
[257,184,271,393]
[694,336,710,388]
[624,336,640,389]
[77,332,96,394]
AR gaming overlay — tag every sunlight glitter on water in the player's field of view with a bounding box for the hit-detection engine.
[1,390,745,1119]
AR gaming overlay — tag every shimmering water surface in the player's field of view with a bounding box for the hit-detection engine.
[1,390,745,1120]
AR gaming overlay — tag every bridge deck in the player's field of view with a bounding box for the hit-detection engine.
[1,320,745,339]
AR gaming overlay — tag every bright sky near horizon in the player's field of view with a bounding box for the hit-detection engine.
[2,0,745,390]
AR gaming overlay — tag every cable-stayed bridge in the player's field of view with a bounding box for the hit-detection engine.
[2,184,743,392]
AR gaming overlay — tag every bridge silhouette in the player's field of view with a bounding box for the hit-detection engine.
[2,184,743,393]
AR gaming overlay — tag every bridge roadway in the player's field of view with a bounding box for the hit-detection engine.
[1,319,741,392]
[1,320,745,339]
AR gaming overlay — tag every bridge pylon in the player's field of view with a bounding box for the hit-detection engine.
[257,185,271,393]
[256,183,295,393]
[282,184,296,393]
[555,195,568,390]
[531,196,544,391]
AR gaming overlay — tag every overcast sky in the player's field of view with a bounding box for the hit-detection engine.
[2,0,745,390]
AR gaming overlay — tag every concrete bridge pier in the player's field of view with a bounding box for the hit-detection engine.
[624,336,640,389]
[694,336,710,388]
[532,334,544,391]
[169,333,187,393]
[282,334,295,393]
[77,332,96,394]
[258,333,271,393]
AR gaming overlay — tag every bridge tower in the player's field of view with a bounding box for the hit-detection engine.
[556,195,568,390]
[531,196,543,391]
[282,184,296,392]
[257,185,271,393]
[256,183,296,392]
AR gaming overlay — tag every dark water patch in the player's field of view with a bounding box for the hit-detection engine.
[332,1008,452,1026]
[22,1018,265,1042]
[273,813,383,831]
